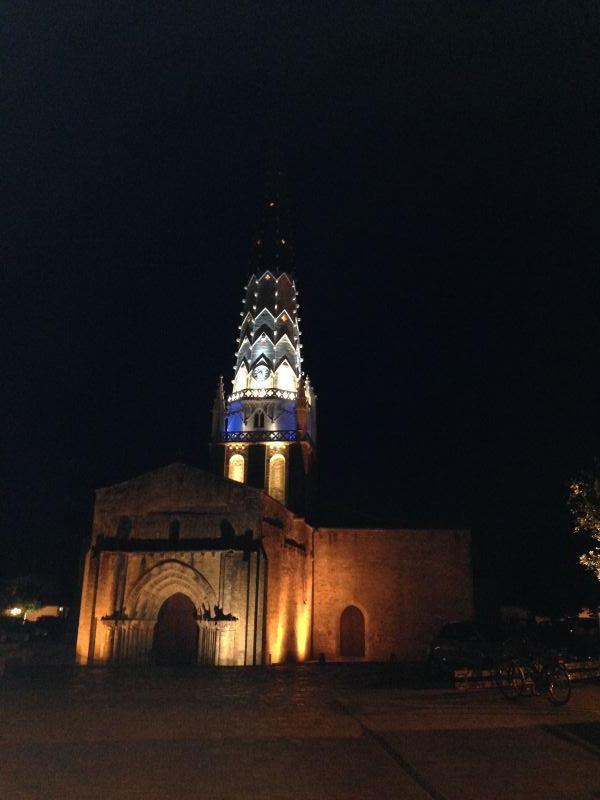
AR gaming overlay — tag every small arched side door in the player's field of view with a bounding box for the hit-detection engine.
[340,605,365,657]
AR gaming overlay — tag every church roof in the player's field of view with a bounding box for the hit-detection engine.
[95,462,264,515]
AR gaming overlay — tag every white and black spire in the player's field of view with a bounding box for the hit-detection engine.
[212,177,317,514]
[231,270,302,398]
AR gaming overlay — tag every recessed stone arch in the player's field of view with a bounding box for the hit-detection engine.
[125,559,217,620]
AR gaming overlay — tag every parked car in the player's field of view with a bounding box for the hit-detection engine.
[430,617,600,673]
[428,620,514,671]
[33,616,67,641]
[535,618,600,662]
[0,619,47,644]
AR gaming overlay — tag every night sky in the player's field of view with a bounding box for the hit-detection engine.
[3,4,599,614]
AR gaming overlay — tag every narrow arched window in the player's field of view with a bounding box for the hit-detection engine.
[169,519,180,545]
[340,606,365,657]
[116,516,132,540]
[228,453,245,483]
[268,453,286,504]
[253,410,265,428]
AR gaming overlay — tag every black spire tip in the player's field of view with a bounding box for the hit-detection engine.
[250,153,295,276]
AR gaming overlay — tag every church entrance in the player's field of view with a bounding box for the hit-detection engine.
[153,593,198,665]
[340,605,365,657]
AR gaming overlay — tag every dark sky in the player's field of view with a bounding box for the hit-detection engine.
[3,3,600,613]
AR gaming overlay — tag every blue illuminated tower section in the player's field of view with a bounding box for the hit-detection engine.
[211,187,317,515]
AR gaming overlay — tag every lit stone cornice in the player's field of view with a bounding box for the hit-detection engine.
[227,388,298,402]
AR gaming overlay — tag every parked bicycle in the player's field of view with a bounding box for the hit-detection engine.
[494,659,525,699]
[495,648,571,706]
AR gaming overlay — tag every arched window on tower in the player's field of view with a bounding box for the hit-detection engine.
[169,519,180,545]
[268,453,286,504]
[253,410,265,429]
[228,453,245,484]
[116,516,132,540]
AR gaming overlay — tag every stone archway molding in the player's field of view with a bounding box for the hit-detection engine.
[125,559,218,620]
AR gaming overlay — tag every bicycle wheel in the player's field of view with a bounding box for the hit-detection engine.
[545,663,571,706]
[495,661,525,699]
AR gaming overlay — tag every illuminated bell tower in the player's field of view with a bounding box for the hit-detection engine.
[211,186,317,515]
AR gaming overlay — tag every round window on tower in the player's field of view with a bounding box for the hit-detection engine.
[252,365,271,383]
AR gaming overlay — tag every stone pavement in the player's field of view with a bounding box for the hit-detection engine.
[0,664,599,799]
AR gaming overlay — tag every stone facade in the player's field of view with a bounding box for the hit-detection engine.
[76,463,473,666]
[76,463,313,666]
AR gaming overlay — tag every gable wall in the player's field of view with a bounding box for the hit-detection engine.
[91,464,262,543]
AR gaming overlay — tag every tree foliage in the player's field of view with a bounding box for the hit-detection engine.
[569,467,600,581]
[0,576,43,614]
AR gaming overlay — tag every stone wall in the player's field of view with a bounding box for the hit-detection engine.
[76,464,474,668]
[312,528,473,662]
[260,496,313,664]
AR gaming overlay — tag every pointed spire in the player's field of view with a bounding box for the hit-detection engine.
[214,375,225,405]
[211,376,225,443]
[250,153,294,275]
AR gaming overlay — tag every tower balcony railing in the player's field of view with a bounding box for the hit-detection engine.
[227,388,298,402]
[221,429,313,444]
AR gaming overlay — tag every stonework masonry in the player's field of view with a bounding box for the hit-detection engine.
[312,527,473,662]
[76,463,314,666]
[76,463,473,667]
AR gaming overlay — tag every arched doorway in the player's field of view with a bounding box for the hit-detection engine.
[340,605,365,657]
[153,593,198,665]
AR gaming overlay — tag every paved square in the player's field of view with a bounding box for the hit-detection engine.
[1,665,599,799]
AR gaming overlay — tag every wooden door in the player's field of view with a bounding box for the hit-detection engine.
[153,593,198,665]
[340,605,365,657]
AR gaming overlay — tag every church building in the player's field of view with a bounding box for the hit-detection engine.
[76,189,473,667]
